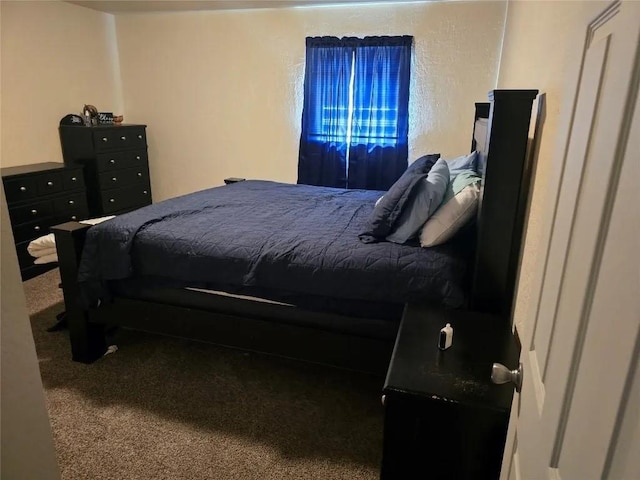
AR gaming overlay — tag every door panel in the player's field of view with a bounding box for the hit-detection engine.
[507,1,640,479]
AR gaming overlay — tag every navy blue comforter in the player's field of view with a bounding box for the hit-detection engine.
[78,181,471,308]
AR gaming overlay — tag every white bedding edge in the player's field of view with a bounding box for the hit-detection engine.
[185,287,294,306]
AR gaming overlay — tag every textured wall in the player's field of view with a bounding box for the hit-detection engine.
[115,2,505,201]
[497,0,608,338]
[0,1,123,168]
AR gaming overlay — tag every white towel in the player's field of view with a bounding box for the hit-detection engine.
[34,253,59,265]
[26,215,116,261]
[27,233,56,256]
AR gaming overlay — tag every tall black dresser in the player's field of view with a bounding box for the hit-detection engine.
[2,162,88,280]
[59,124,152,216]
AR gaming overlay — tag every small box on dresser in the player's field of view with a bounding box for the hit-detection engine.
[59,124,152,216]
[1,162,88,280]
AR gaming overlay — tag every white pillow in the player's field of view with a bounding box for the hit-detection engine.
[419,183,480,247]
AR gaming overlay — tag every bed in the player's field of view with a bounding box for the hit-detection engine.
[52,90,538,375]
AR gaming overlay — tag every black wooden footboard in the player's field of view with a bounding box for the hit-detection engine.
[51,222,107,363]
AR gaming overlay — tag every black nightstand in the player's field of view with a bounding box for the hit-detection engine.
[381,304,520,480]
[224,177,246,184]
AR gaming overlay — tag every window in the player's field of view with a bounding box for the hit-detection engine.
[298,36,412,190]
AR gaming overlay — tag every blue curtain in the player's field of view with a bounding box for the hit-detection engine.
[348,36,412,190]
[297,37,355,188]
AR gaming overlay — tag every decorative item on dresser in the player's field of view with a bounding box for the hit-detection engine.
[1,162,88,280]
[59,124,152,217]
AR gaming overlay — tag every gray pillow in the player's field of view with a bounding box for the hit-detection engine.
[359,154,440,243]
[386,158,450,244]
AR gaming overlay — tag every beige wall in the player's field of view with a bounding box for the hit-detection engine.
[115,1,505,201]
[0,0,123,168]
[497,0,608,336]
[0,184,60,480]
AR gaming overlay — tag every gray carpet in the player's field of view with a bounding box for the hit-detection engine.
[24,269,383,479]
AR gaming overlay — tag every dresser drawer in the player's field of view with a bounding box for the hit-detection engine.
[3,176,38,203]
[93,127,147,152]
[62,169,85,191]
[9,199,55,225]
[53,193,88,216]
[35,171,64,196]
[96,149,148,172]
[99,166,149,190]
[101,183,151,214]
[13,218,59,243]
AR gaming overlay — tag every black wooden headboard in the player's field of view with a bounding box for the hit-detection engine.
[469,90,539,320]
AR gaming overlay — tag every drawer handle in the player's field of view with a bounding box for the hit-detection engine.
[109,198,115,203]
[137,172,142,177]
[31,209,37,215]
[121,136,126,141]
[68,200,75,205]
[110,159,116,164]
[34,226,40,232]
[71,177,77,181]
[71,215,77,220]
[135,155,141,160]
[102,137,108,142]
[143,190,148,195]
[111,177,117,182]
[47,181,53,186]
[137,134,143,139]
[20,186,27,192]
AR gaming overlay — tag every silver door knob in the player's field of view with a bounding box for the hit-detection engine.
[31,209,37,215]
[121,136,126,140]
[47,181,53,186]
[112,177,117,182]
[381,394,386,407]
[20,186,27,191]
[110,159,116,164]
[491,362,523,393]
[109,198,115,203]
[68,200,74,205]
[71,215,77,220]
[135,155,141,160]
[34,226,40,231]
[102,137,108,142]
[137,134,143,139]
[137,172,142,177]
[71,177,77,181]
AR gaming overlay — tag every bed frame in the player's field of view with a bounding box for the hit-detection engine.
[52,90,538,375]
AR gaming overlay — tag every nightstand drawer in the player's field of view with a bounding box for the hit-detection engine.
[96,149,147,172]
[3,176,38,203]
[35,171,64,196]
[98,166,149,189]
[101,183,151,214]
[9,200,54,225]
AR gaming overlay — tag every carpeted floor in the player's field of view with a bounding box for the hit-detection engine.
[24,269,384,479]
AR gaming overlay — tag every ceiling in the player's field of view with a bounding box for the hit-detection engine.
[67,0,426,14]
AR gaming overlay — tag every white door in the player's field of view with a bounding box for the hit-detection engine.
[502,1,640,479]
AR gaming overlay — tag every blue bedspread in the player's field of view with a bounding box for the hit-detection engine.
[78,181,470,309]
